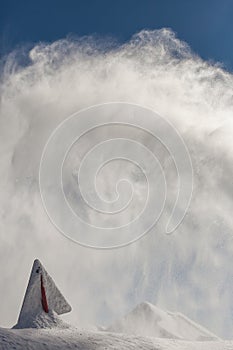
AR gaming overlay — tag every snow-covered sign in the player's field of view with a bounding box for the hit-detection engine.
[14,259,71,329]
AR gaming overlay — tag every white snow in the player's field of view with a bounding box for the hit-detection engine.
[106,301,219,341]
[2,301,228,350]
[0,327,233,350]
[2,260,230,349]
[14,310,72,330]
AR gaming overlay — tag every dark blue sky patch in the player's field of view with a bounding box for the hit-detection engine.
[1,1,233,68]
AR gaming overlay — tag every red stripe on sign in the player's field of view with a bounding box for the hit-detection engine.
[40,275,49,313]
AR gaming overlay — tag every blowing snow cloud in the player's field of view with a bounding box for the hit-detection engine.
[1,28,233,338]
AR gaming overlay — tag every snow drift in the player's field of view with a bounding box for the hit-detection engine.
[107,301,219,341]
[0,327,231,350]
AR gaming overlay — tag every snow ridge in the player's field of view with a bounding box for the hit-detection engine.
[107,301,219,341]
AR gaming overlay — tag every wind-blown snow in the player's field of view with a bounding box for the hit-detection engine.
[1,29,233,338]
[107,302,219,341]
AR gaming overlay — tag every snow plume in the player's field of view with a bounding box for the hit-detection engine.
[1,28,233,338]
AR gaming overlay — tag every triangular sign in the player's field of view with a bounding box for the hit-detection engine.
[16,259,71,327]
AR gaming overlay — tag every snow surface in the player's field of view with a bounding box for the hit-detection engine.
[106,302,219,341]
[1,302,227,350]
[2,260,227,349]
[0,327,233,350]
[14,311,71,330]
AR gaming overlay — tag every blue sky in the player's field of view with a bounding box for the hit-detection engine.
[1,0,233,71]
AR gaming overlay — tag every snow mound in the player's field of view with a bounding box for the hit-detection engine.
[107,302,220,341]
[13,310,71,330]
[14,259,72,329]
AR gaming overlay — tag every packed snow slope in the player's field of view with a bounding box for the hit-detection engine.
[0,327,233,350]
[107,302,219,341]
